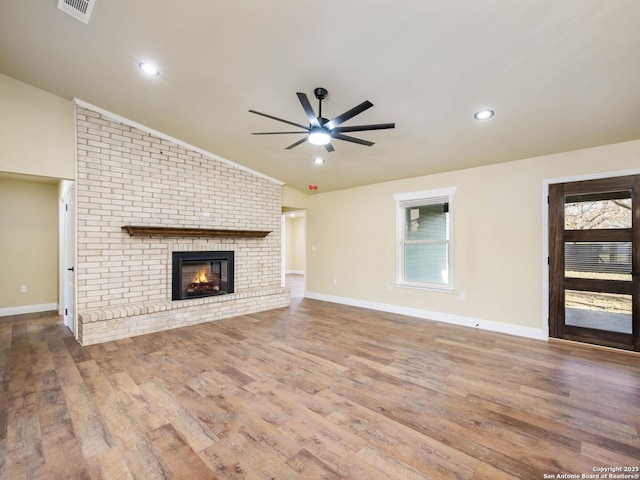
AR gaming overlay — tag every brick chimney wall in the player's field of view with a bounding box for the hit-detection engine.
[75,107,289,344]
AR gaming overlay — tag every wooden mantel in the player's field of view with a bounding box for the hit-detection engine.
[122,226,271,238]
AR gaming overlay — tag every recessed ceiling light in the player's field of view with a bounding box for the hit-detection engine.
[138,62,160,76]
[313,157,325,165]
[474,109,494,120]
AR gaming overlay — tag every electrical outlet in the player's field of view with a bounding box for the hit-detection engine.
[387,284,393,292]
[20,285,27,293]
[459,292,466,301]
[332,278,337,285]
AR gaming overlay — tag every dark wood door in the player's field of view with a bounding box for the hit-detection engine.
[549,175,640,351]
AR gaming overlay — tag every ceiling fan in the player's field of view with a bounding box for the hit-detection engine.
[249,87,395,152]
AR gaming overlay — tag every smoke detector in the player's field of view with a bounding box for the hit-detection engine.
[57,0,96,24]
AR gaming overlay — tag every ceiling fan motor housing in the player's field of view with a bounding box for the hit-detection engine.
[314,87,328,100]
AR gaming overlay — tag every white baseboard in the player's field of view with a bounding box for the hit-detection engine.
[285,270,305,275]
[305,292,546,341]
[0,303,58,317]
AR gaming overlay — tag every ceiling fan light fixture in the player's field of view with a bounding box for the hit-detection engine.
[308,127,331,146]
[313,157,325,165]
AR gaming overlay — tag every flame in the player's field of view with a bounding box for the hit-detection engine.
[193,268,208,283]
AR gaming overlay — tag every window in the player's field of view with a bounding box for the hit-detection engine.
[393,187,456,291]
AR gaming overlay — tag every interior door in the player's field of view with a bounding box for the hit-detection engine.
[549,175,640,351]
[63,184,76,334]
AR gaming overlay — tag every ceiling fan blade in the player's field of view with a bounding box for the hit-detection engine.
[251,131,308,135]
[285,137,308,150]
[324,100,374,130]
[332,123,395,133]
[249,109,308,130]
[325,143,335,153]
[296,93,320,127]
[332,132,375,147]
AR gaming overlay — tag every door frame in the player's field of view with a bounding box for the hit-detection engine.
[542,168,640,348]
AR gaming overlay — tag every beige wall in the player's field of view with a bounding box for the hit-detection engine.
[282,185,308,211]
[0,177,59,310]
[0,73,75,179]
[305,139,640,335]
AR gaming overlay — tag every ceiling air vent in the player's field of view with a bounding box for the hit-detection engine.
[57,0,95,24]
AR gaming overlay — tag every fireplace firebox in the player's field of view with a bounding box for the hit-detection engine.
[172,251,234,301]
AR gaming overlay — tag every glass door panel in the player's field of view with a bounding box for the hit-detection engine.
[565,290,632,334]
[564,191,631,230]
[564,242,632,281]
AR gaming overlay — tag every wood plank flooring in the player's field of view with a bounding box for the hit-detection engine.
[1,300,639,479]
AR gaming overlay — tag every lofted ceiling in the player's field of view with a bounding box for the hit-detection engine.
[1,1,640,193]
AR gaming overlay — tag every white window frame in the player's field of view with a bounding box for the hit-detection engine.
[393,186,456,292]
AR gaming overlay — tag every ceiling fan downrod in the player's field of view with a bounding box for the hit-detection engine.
[314,87,328,122]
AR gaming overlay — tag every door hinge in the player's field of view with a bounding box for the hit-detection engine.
[65,203,69,212]
[65,308,68,316]
[547,256,550,265]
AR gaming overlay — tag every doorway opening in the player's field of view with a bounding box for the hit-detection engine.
[282,210,306,299]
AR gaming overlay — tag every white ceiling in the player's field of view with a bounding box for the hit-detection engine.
[1,1,640,193]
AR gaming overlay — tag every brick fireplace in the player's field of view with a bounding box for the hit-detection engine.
[75,105,290,345]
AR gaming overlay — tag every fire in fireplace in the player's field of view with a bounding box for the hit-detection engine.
[172,251,234,300]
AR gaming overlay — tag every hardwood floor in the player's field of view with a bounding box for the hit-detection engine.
[1,300,639,479]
